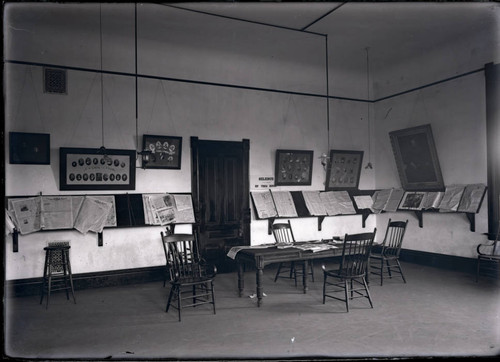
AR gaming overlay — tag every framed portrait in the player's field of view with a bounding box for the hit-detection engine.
[390,124,444,191]
[398,191,426,210]
[59,147,136,190]
[9,132,50,165]
[275,149,313,186]
[142,135,182,169]
[325,150,363,191]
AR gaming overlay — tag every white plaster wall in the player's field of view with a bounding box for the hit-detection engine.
[4,3,371,280]
[373,72,489,258]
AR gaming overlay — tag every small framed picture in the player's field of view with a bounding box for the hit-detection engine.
[325,150,363,191]
[399,191,427,210]
[59,147,136,190]
[9,132,50,165]
[142,135,182,169]
[275,149,313,186]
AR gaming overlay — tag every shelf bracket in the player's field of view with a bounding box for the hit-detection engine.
[267,218,275,235]
[98,232,104,247]
[12,229,19,253]
[318,216,325,231]
[466,213,476,232]
[414,211,424,228]
[361,211,370,228]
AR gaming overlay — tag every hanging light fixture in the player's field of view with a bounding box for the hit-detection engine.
[365,47,373,170]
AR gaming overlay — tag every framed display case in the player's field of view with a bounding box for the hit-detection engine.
[325,150,363,191]
[9,132,50,165]
[59,147,136,190]
[275,149,313,186]
[390,124,444,191]
[142,134,182,169]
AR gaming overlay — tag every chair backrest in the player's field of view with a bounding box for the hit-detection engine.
[160,232,202,281]
[272,221,295,244]
[338,229,377,278]
[381,219,408,257]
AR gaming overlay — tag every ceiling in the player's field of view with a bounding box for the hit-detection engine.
[172,1,498,71]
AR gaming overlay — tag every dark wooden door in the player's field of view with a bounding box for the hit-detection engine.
[191,137,250,273]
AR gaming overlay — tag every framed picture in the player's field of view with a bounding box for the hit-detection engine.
[325,150,363,191]
[398,191,426,210]
[9,132,50,165]
[275,149,313,186]
[390,124,444,191]
[142,135,182,169]
[60,147,136,190]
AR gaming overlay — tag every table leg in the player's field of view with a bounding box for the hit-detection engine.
[302,260,309,294]
[256,267,264,307]
[237,262,244,297]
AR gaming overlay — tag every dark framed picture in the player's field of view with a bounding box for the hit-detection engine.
[325,150,364,191]
[9,132,50,165]
[275,149,313,186]
[59,147,136,190]
[389,124,444,191]
[142,135,182,169]
[398,191,427,210]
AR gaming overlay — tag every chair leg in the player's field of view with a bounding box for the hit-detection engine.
[166,285,175,313]
[396,259,406,283]
[310,261,315,282]
[274,263,283,282]
[177,286,182,322]
[322,274,327,304]
[363,277,373,308]
[380,259,384,286]
[211,281,216,315]
[344,279,349,313]
[386,260,393,278]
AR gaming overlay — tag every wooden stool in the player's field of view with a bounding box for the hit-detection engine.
[40,241,76,309]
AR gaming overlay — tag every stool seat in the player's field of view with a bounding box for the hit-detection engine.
[40,242,76,309]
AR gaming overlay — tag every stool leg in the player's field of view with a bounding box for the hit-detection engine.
[64,250,76,304]
[40,251,49,305]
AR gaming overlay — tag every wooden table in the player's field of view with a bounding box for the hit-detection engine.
[231,241,344,307]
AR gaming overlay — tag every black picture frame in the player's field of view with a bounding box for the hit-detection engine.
[142,135,182,169]
[389,124,445,191]
[274,149,313,186]
[325,149,364,191]
[59,147,136,190]
[9,132,50,165]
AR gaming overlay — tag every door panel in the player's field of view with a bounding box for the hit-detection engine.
[191,138,250,273]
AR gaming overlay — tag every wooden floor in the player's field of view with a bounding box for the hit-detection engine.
[4,261,499,360]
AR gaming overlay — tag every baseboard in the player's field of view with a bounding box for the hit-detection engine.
[5,251,479,298]
[399,248,476,274]
[5,265,166,298]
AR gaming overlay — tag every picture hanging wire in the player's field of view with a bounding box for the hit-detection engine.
[365,47,373,170]
[320,35,330,169]
[98,3,109,160]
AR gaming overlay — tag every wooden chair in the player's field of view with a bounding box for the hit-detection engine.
[160,232,216,321]
[370,219,408,286]
[476,226,500,282]
[322,229,376,312]
[272,221,314,286]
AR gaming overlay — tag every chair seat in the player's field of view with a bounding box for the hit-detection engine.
[171,276,214,285]
[370,253,398,260]
[323,269,366,279]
